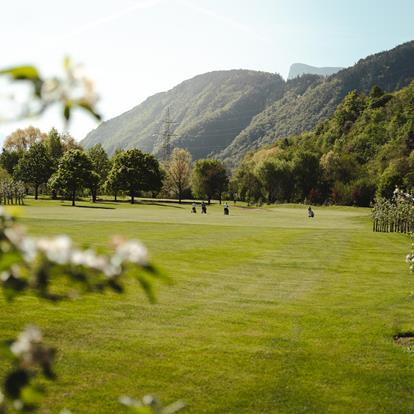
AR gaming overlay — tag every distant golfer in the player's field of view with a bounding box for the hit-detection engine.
[201,201,207,214]
[308,206,315,218]
[191,202,197,214]
[224,202,229,215]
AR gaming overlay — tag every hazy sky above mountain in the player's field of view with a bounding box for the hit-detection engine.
[1,0,414,142]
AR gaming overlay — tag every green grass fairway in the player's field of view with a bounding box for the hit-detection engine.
[1,200,414,413]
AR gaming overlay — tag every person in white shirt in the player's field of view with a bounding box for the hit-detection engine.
[224,202,229,215]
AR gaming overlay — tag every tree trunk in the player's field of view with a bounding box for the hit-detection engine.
[131,190,135,204]
[178,185,182,204]
[219,194,222,205]
[92,188,97,203]
[51,190,57,200]
[208,197,211,205]
[72,188,76,206]
[35,185,38,200]
[114,192,117,202]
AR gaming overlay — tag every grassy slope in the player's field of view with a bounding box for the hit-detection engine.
[0,200,413,413]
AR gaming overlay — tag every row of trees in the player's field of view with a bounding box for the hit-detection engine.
[164,149,228,204]
[0,127,231,205]
[372,188,414,233]
[232,150,324,205]
[0,177,25,205]
[232,83,414,207]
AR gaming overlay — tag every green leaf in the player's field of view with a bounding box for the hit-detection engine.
[0,251,23,272]
[63,56,72,71]
[63,102,72,121]
[0,65,41,81]
[136,273,156,304]
[0,340,15,360]
[75,99,102,121]
[21,384,45,406]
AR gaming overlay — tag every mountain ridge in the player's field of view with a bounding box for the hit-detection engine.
[82,69,285,159]
[82,41,414,166]
[218,40,414,165]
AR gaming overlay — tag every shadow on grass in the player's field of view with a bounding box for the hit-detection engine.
[135,201,185,209]
[62,204,116,210]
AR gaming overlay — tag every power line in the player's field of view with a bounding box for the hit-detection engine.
[160,107,177,161]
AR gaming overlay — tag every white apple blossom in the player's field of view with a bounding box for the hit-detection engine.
[113,240,148,266]
[10,326,42,357]
[37,235,73,265]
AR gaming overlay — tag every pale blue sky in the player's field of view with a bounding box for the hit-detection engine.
[1,0,413,142]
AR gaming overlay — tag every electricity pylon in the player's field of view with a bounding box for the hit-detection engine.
[160,107,177,162]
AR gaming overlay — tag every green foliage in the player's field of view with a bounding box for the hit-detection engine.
[232,161,264,205]
[80,42,414,166]
[191,159,228,203]
[49,149,94,206]
[0,150,20,175]
[45,128,65,168]
[141,154,164,196]
[333,90,366,133]
[106,149,163,204]
[87,144,111,202]
[163,148,192,203]
[291,150,321,201]
[220,41,414,165]
[377,159,407,199]
[256,159,293,203]
[235,79,414,206]
[0,65,42,97]
[15,143,53,199]
[105,151,124,201]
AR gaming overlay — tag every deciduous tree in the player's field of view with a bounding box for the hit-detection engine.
[49,149,93,206]
[87,144,110,202]
[106,149,162,204]
[164,148,192,203]
[15,142,53,199]
[0,149,20,175]
[192,159,228,204]
[3,126,47,153]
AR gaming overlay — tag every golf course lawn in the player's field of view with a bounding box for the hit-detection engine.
[1,199,414,413]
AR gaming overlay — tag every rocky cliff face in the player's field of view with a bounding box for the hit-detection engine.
[287,63,343,80]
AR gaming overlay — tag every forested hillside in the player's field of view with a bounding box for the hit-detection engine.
[219,41,414,165]
[82,41,414,166]
[233,80,414,206]
[82,70,285,159]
